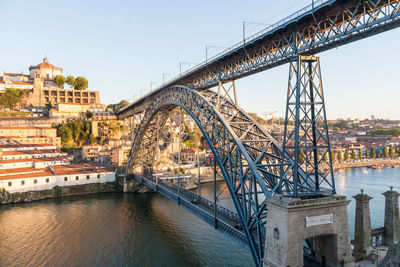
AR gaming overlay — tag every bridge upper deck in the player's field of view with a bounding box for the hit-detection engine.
[118,0,400,119]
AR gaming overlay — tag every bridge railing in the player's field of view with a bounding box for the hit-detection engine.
[371,227,385,247]
[155,0,333,91]
[148,175,241,223]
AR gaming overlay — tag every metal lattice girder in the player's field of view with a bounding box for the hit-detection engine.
[281,55,335,198]
[168,0,400,91]
[126,85,316,266]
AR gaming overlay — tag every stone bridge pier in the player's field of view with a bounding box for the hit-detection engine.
[263,195,354,267]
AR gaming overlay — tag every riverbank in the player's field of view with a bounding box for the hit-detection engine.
[0,181,121,205]
[332,158,400,171]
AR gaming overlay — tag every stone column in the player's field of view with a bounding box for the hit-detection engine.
[352,189,372,261]
[383,186,400,246]
[263,195,354,267]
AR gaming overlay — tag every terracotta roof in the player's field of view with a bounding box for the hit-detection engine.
[0,81,32,85]
[0,170,55,180]
[0,144,55,148]
[2,149,65,156]
[51,163,115,175]
[0,156,66,164]
[0,167,47,175]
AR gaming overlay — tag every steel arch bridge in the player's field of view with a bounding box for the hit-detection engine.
[117,0,400,265]
[125,85,334,266]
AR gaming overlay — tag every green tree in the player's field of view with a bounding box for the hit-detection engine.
[365,148,369,159]
[337,151,343,162]
[66,76,76,88]
[358,149,363,160]
[370,146,376,159]
[53,75,66,88]
[383,146,389,158]
[0,88,26,109]
[74,76,88,90]
[107,100,130,112]
[389,146,395,158]
[57,124,73,143]
[351,148,356,160]
[323,152,328,162]
[344,149,349,161]
[330,150,335,162]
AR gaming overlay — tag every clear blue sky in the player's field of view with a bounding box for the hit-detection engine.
[1,0,399,119]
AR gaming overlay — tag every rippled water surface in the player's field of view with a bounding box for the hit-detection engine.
[0,167,398,266]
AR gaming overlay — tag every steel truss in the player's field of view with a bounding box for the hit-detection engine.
[126,85,322,266]
[281,56,335,198]
[158,0,400,91]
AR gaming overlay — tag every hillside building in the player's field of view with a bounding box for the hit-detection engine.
[0,57,101,107]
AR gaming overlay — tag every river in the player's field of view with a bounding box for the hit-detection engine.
[0,167,398,266]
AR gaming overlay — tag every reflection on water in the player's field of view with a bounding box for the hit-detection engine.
[0,167,397,266]
[0,193,252,267]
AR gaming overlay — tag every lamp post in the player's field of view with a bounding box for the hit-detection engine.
[150,82,157,92]
[179,62,197,76]
[205,45,227,63]
[243,21,273,44]
[163,73,175,85]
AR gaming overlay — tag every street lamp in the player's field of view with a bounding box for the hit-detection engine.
[150,82,157,91]
[205,45,228,63]
[163,73,175,85]
[243,21,273,44]
[179,62,197,76]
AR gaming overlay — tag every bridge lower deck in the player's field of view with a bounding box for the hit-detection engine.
[127,174,260,251]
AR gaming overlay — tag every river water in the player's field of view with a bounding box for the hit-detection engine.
[0,167,398,266]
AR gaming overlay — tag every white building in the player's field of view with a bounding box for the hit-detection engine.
[0,144,116,194]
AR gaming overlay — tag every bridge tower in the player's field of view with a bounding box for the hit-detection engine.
[263,56,354,267]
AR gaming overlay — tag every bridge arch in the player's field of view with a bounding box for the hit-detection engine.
[126,85,305,265]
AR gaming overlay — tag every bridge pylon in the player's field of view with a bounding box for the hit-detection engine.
[281,55,335,198]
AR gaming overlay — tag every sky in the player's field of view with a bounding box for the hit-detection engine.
[0,0,399,120]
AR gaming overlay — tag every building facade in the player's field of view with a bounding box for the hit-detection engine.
[0,57,101,107]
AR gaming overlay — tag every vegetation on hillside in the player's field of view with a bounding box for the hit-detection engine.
[369,128,400,136]
[0,88,27,109]
[56,120,96,147]
[107,100,130,113]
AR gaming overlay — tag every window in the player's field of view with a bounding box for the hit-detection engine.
[34,179,37,184]
[97,174,100,179]
[46,178,49,183]
[64,177,68,181]
[21,180,25,185]
[8,182,12,186]
[75,176,79,181]
[86,175,90,180]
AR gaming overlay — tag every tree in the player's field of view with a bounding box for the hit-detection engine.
[66,76,76,88]
[370,146,376,159]
[344,149,349,161]
[53,75,66,88]
[383,146,389,158]
[389,146,395,158]
[107,100,130,112]
[337,151,343,162]
[365,148,369,159]
[323,152,328,162]
[351,148,356,160]
[358,149,363,160]
[330,150,335,162]
[57,124,73,143]
[0,88,26,109]
[74,76,88,90]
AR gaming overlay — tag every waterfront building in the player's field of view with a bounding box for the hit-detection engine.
[0,143,115,193]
